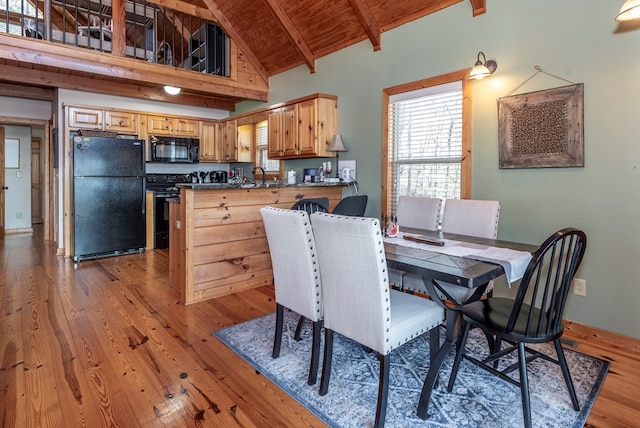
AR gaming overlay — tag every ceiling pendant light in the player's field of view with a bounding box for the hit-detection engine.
[469,51,497,80]
[163,85,181,95]
[616,0,640,21]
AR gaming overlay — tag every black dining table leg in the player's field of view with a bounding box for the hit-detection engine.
[417,307,457,419]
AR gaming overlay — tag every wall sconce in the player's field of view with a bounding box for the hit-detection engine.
[327,134,347,179]
[469,52,498,80]
[163,85,181,95]
[616,0,640,21]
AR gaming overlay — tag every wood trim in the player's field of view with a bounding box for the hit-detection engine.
[346,0,381,51]
[381,69,472,217]
[0,83,54,101]
[469,0,487,17]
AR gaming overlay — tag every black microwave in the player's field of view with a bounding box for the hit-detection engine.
[150,135,200,163]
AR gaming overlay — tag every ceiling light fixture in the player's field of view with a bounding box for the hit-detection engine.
[616,0,640,21]
[163,85,181,95]
[469,51,498,80]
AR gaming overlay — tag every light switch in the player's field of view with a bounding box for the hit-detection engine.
[16,171,22,178]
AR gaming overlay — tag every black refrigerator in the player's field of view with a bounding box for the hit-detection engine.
[73,136,146,261]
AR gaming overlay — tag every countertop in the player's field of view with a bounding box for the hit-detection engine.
[176,182,347,190]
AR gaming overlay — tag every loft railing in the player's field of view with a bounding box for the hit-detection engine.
[0,0,229,76]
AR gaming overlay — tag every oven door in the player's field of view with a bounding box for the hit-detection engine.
[153,192,176,248]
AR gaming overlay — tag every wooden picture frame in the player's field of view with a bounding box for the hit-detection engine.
[498,83,584,169]
[5,138,20,168]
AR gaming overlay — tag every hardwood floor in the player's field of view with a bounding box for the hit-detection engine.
[1,228,639,427]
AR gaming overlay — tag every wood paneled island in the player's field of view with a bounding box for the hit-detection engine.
[169,183,344,304]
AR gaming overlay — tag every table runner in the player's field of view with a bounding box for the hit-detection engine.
[384,232,532,284]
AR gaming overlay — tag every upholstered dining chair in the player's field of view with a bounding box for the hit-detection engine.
[260,206,323,385]
[290,197,329,215]
[390,196,442,289]
[311,212,445,428]
[403,198,500,304]
[446,228,587,428]
[331,194,368,216]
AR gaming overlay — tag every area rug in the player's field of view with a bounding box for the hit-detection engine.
[213,311,609,428]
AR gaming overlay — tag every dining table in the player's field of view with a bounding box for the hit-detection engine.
[383,227,538,420]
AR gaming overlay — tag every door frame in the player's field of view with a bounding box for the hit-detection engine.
[0,116,53,242]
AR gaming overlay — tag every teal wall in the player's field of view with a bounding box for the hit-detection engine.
[237,0,640,338]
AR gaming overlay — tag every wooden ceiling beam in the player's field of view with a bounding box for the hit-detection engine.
[0,82,54,101]
[469,0,486,17]
[0,35,268,102]
[346,0,381,51]
[0,64,237,110]
[150,0,270,84]
[261,0,316,73]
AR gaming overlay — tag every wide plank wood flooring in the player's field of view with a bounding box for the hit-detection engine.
[1,227,639,427]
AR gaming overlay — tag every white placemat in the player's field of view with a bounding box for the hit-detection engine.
[385,232,532,284]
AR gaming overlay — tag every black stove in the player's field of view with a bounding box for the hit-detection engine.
[145,174,192,194]
[146,174,192,249]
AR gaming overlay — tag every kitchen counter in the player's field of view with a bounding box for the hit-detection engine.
[176,181,345,190]
[169,184,344,304]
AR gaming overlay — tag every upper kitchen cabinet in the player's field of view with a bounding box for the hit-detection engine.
[268,104,297,159]
[200,121,219,162]
[267,94,337,159]
[146,115,199,137]
[220,119,238,162]
[67,106,138,134]
[199,119,239,163]
[104,111,138,134]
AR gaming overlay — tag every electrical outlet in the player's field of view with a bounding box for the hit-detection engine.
[573,278,586,296]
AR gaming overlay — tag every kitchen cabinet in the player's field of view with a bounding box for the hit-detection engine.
[199,119,238,162]
[68,107,103,129]
[268,104,297,158]
[220,119,237,162]
[104,111,138,134]
[267,94,337,159]
[200,120,219,161]
[67,106,138,134]
[146,115,199,137]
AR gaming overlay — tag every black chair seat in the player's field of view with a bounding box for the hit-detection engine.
[447,228,587,428]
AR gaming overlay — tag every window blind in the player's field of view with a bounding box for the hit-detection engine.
[388,81,463,216]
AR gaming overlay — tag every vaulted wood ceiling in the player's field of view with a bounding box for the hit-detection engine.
[0,0,486,109]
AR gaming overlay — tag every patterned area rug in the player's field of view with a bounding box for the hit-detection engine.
[213,311,609,428]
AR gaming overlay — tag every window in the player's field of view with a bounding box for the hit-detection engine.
[382,70,471,218]
[256,120,280,173]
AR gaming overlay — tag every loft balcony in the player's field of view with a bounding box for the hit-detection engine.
[0,0,269,109]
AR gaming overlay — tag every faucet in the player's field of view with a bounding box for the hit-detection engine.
[252,166,266,186]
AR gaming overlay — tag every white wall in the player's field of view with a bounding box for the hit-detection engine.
[3,125,32,230]
[237,1,640,338]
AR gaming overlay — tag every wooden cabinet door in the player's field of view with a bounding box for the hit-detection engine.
[236,123,253,162]
[297,98,317,156]
[104,111,138,134]
[147,115,173,135]
[267,108,283,158]
[68,107,103,129]
[221,119,237,161]
[281,104,298,157]
[174,118,199,137]
[200,121,218,161]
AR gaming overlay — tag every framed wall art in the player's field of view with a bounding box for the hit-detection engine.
[498,83,584,169]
